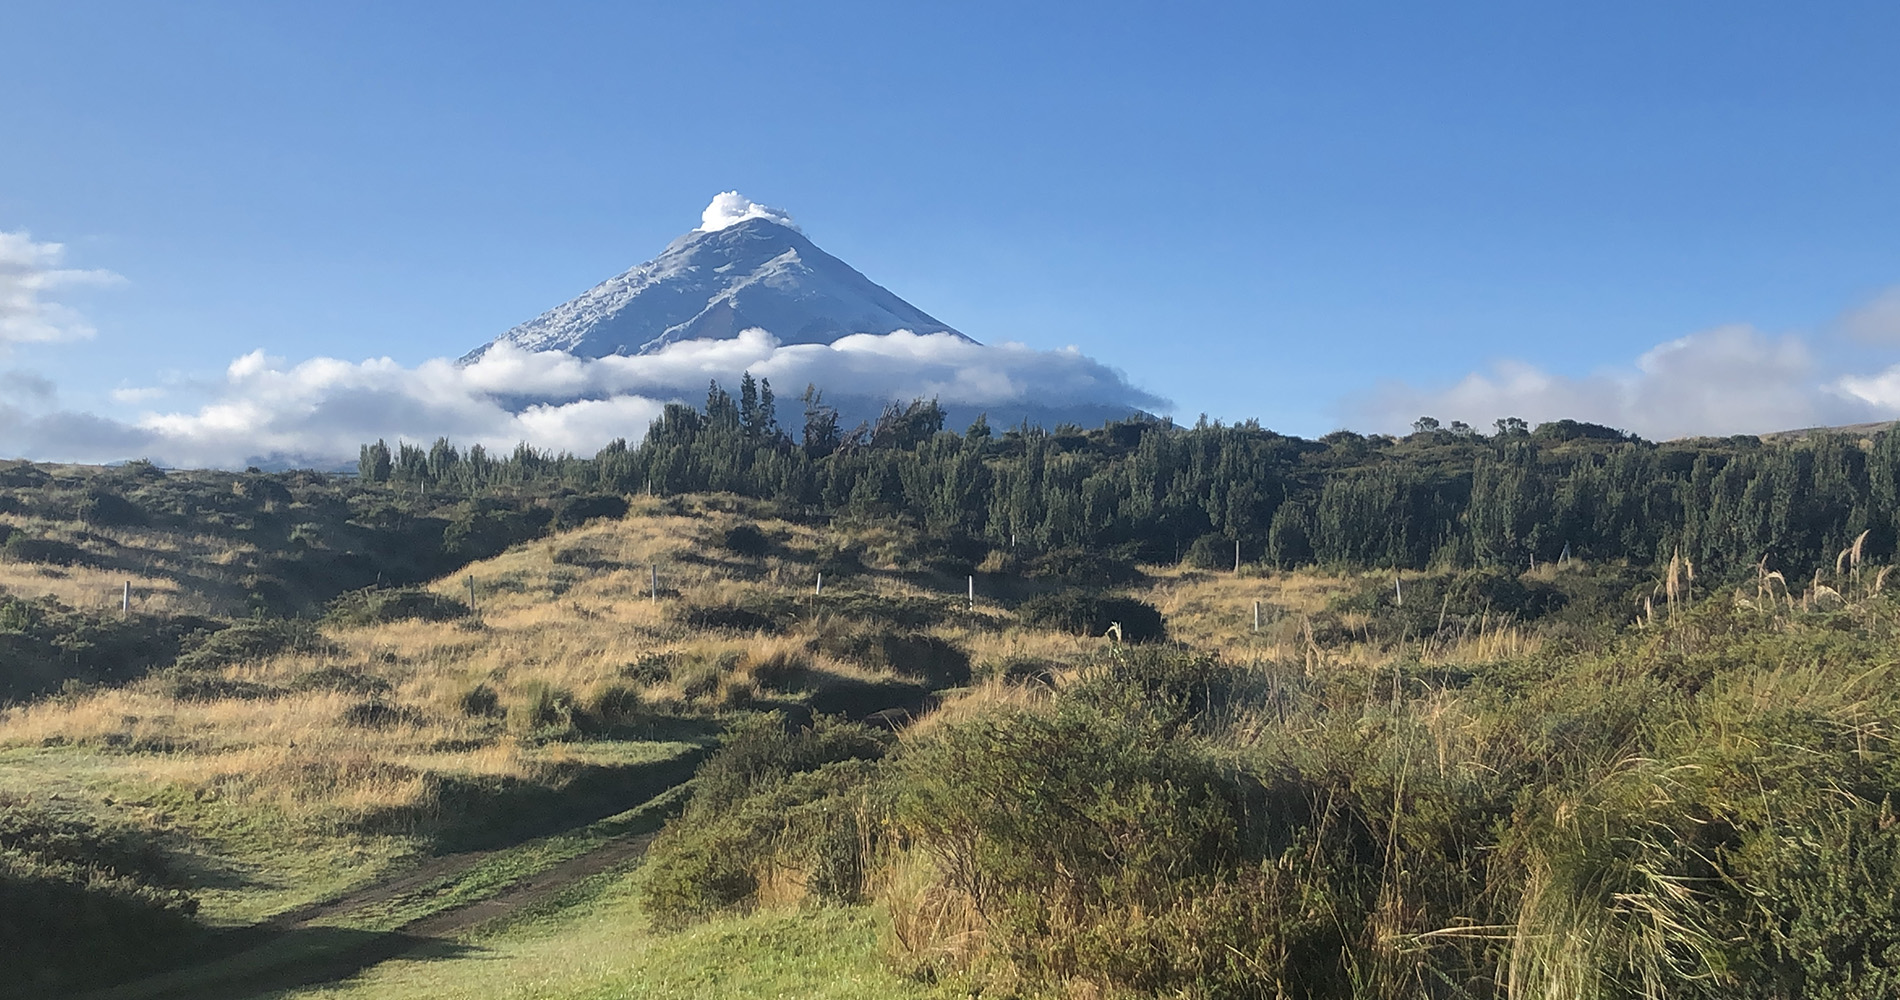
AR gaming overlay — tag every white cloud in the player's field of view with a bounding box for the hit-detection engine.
[0,329,1165,468]
[1347,323,1896,439]
[0,231,122,347]
[696,191,800,233]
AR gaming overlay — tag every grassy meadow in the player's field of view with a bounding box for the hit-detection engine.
[3,462,1899,998]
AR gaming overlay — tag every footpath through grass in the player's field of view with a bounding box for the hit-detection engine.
[272,880,950,1000]
[78,776,701,1000]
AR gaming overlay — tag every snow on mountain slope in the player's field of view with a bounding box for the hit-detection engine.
[464,193,969,362]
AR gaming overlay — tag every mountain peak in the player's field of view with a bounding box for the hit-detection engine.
[464,194,969,362]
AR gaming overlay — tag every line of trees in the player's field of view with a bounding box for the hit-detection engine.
[356,376,1900,581]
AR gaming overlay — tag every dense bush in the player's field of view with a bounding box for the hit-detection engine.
[716,522,770,557]
[323,586,472,627]
[172,619,330,672]
[1026,545,1143,585]
[551,492,628,529]
[640,715,890,924]
[0,597,223,703]
[1017,592,1165,642]
[75,488,145,527]
[1,535,85,566]
[640,595,1900,998]
[807,624,970,688]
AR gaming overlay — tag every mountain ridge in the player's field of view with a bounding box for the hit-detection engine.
[463,208,971,363]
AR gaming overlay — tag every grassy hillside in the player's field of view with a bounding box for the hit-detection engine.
[3,462,1898,998]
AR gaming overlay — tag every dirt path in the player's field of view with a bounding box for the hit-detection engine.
[401,832,653,937]
[84,829,664,1000]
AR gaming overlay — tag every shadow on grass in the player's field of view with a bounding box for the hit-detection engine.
[66,926,482,1000]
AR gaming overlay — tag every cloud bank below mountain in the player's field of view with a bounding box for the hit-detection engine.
[0,329,1167,468]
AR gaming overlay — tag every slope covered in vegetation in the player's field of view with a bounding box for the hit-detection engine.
[2,404,1899,998]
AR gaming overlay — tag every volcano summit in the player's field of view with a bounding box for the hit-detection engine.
[463,193,970,362]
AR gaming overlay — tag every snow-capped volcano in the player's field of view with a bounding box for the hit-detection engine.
[464,192,970,362]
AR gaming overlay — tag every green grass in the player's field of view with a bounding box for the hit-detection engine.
[0,745,418,926]
[80,784,698,1000]
[272,885,951,1000]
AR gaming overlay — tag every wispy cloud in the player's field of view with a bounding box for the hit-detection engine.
[1344,317,1900,439]
[0,231,122,347]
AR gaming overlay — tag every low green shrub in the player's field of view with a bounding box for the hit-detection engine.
[0,535,85,566]
[173,618,329,671]
[323,586,471,627]
[807,625,970,688]
[1017,592,1165,642]
[717,522,770,557]
[1025,545,1143,585]
[639,715,890,925]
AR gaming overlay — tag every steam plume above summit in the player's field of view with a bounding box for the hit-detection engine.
[697,191,800,233]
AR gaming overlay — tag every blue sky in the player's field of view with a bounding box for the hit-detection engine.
[7,1,1900,463]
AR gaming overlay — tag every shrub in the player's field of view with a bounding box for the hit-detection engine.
[323,586,472,627]
[75,489,145,528]
[1,535,85,566]
[173,619,329,671]
[154,671,281,702]
[717,522,770,557]
[341,699,427,729]
[290,665,392,696]
[1184,533,1234,570]
[896,703,1291,993]
[808,625,970,688]
[457,682,502,718]
[640,715,890,924]
[1017,592,1165,642]
[675,595,800,633]
[583,682,644,726]
[510,681,575,736]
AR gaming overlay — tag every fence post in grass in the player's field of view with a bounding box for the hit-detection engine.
[1234,539,1241,573]
[467,575,476,610]
[815,572,822,596]
[1254,599,1260,633]
[968,574,975,610]
[650,564,659,602]
[122,581,130,616]
[1395,569,1403,607]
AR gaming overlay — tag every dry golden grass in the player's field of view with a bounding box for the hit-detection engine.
[0,513,252,615]
[1137,565,1396,667]
[0,496,951,832]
